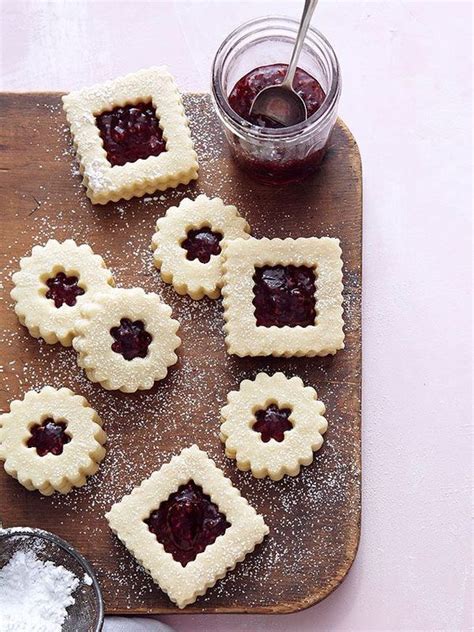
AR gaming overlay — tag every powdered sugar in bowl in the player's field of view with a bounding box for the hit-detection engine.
[0,526,103,632]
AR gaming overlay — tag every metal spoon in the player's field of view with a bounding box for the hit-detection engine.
[250,0,319,127]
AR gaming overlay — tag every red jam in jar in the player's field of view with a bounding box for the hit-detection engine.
[227,63,328,184]
[228,64,326,129]
[211,17,341,185]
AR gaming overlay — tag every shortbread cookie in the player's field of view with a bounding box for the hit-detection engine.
[11,239,114,346]
[106,445,269,608]
[151,194,250,299]
[73,287,180,392]
[222,237,344,357]
[0,387,106,495]
[62,67,198,204]
[220,372,327,480]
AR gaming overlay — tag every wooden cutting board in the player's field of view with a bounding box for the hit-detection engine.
[0,93,362,614]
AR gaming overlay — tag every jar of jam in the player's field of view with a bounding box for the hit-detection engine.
[211,17,341,185]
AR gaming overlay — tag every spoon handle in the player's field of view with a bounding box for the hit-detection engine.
[283,0,319,88]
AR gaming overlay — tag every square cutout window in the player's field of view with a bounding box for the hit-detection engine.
[222,237,344,357]
[62,67,198,204]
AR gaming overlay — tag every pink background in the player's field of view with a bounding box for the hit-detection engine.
[1,1,472,630]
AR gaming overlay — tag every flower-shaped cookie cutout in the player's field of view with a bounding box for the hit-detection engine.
[151,195,250,299]
[220,372,327,480]
[11,239,114,346]
[0,387,106,495]
[73,287,181,392]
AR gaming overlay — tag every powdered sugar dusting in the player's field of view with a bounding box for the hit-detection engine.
[0,94,361,611]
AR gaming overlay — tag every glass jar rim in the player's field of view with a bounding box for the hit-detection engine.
[211,15,341,142]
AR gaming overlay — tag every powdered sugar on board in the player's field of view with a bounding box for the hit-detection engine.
[0,94,361,612]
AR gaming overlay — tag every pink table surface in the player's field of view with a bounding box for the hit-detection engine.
[1,1,472,630]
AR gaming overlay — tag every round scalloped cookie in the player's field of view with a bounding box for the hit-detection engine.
[151,194,250,300]
[220,372,327,480]
[11,239,114,346]
[73,287,181,392]
[0,386,106,495]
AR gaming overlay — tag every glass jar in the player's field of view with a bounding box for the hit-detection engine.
[211,16,341,185]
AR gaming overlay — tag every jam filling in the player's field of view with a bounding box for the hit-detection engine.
[252,404,293,442]
[253,265,316,327]
[182,227,223,263]
[110,318,152,360]
[27,418,71,456]
[145,481,230,566]
[228,63,326,129]
[96,102,167,167]
[45,272,85,308]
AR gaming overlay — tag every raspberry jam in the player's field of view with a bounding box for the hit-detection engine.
[27,419,71,456]
[212,18,341,185]
[252,404,293,442]
[228,63,326,129]
[224,63,329,184]
[145,481,230,566]
[253,265,317,327]
[110,318,152,360]
[182,227,223,263]
[45,272,85,308]
[96,102,167,167]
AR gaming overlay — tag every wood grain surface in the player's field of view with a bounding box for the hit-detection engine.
[0,93,362,614]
